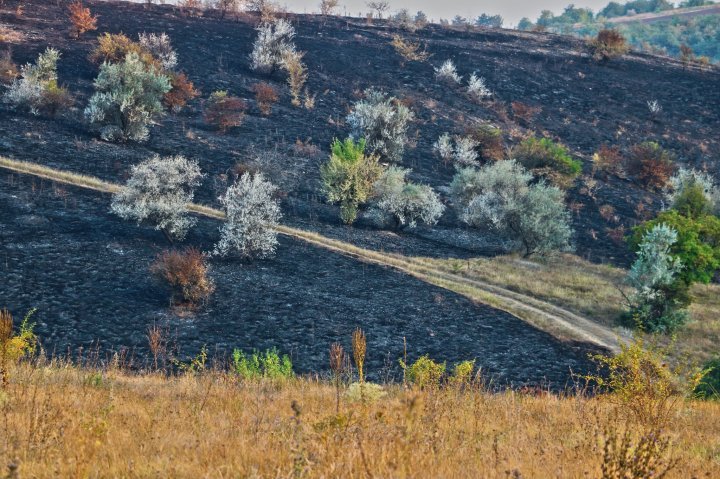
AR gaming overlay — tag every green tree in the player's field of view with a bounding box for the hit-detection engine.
[321,138,384,224]
[630,210,720,285]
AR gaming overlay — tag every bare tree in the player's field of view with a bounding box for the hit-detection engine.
[366,1,389,19]
[320,0,339,16]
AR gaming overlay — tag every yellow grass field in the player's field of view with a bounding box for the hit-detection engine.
[0,364,718,478]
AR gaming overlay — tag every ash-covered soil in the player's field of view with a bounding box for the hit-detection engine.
[0,0,718,264]
[0,0,717,384]
[0,175,602,387]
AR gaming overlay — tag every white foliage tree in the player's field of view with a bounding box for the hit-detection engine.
[451,160,572,256]
[626,223,688,332]
[84,52,171,142]
[434,60,462,83]
[664,167,720,216]
[467,73,492,101]
[433,133,454,163]
[3,47,60,115]
[138,32,178,71]
[111,155,204,241]
[347,88,414,163]
[250,19,297,73]
[214,173,282,259]
[370,166,445,229]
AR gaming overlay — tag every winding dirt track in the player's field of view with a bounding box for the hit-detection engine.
[0,155,622,353]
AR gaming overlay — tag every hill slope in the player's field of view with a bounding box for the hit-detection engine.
[0,0,719,383]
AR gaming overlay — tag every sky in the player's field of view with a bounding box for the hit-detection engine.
[276,0,621,26]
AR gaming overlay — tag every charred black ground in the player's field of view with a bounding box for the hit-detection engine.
[0,0,717,384]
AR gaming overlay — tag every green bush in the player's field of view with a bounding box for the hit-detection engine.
[513,136,581,179]
[402,355,446,389]
[231,348,293,380]
[450,360,476,386]
[630,210,720,286]
[321,138,384,224]
[695,358,720,400]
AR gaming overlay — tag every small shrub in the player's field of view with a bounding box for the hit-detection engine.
[390,35,430,62]
[433,133,454,165]
[433,134,479,167]
[589,29,630,62]
[0,308,36,386]
[586,337,705,427]
[250,19,296,73]
[592,144,624,177]
[89,33,154,66]
[67,1,98,39]
[469,124,504,161]
[665,168,720,218]
[163,72,199,112]
[214,172,282,259]
[450,360,476,386]
[0,50,18,84]
[111,155,204,241]
[282,50,307,107]
[3,48,71,117]
[513,136,581,180]
[511,101,541,126]
[251,82,278,116]
[232,348,293,380]
[451,160,573,257]
[402,355,446,389]
[85,52,171,141]
[321,138,384,224]
[347,88,414,163]
[390,9,417,32]
[204,90,246,133]
[138,32,178,71]
[150,248,215,307]
[694,358,720,400]
[466,73,492,102]
[599,427,679,479]
[434,59,462,84]
[370,166,445,229]
[627,142,675,190]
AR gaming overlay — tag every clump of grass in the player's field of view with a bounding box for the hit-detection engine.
[231,347,294,380]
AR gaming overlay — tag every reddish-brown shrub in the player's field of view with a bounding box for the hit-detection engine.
[592,144,624,177]
[589,29,630,62]
[598,204,618,224]
[606,225,626,245]
[68,1,98,39]
[164,72,199,112]
[511,101,541,126]
[204,90,246,133]
[251,82,279,116]
[626,142,675,190]
[150,248,215,307]
[468,124,505,161]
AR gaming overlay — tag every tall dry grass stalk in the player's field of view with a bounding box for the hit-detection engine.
[0,309,12,387]
[351,328,366,383]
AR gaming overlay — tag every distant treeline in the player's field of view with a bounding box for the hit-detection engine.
[516,1,719,63]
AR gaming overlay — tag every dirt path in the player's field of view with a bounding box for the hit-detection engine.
[0,156,622,353]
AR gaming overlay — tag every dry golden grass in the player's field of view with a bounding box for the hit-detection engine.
[419,254,629,327]
[0,364,718,478]
[423,254,720,363]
